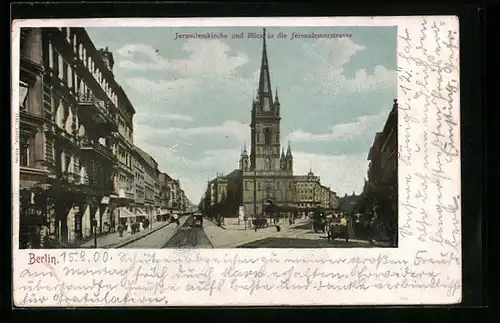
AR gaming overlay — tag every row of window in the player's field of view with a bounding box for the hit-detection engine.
[50,31,137,145]
[54,29,118,107]
[243,181,294,191]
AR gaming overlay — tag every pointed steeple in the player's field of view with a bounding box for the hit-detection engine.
[242,142,248,156]
[286,140,292,157]
[258,28,273,112]
[281,147,285,159]
[274,88,279,103]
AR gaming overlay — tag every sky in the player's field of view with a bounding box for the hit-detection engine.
[86,26,397,204]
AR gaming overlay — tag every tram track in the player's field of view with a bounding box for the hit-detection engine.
[162,216,214,249]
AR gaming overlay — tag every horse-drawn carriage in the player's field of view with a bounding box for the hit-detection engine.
[326,217,349,242]
[252,217,269,228]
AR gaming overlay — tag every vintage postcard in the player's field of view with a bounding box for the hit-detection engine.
[12,16,461,306]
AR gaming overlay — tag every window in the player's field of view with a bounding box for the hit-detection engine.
[19,81,29,110]
[48,42,54,69]
[67,64,73,88]
[264,128,271,145]
[257,182,261,190]
[57,53,64,79]
[20,141,29,167]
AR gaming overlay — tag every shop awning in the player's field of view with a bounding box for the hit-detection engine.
[135,208,147,217]
[116,207,136,219]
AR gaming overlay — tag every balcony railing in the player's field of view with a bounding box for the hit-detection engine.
[80,139,117,163]
[78,93,115,126]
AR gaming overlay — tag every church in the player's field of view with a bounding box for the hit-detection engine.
[202,28,333,218]
[237,28,298,217]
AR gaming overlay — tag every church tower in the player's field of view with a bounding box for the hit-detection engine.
[250,28,282,172]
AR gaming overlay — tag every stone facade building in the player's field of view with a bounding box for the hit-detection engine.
[18,27,139,246]
[17,27,189,248]
[201,29,339,219]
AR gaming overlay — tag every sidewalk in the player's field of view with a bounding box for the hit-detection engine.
[78,220,171,248]
[203,217,391,248]
[203,217,311,248]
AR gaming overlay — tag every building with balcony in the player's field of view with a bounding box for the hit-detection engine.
[358,99,398,245]
[17,27,139,247]
[108,82,136,227]
[19,28,48,248]
[133,146,160,224]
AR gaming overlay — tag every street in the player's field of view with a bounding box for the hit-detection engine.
[109,216,380,249]
[163,216,213,249]
[120,218,188,249]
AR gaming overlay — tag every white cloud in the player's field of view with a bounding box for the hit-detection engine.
[287,110,387,143]
[148,120,250,142]
[135,112,194,123]
[116,40,249,78]
[161,113,194,122]
[302,38,396,97]
[293,151,368,196]
[126,77,200,103]
[303,38,366,70]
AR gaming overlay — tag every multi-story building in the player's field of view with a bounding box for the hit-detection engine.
[157,172,171,218]
[295,170,321,216]
[132,151,145,206]
[133,146,159,224]
[154,168,161,213]
[17,27,143,246]
[202,174,229,217]
[319,185,331,210]
[18,28,48,248]
[108,82,136,227]
[358,99,398,244]
[329,190,339,210]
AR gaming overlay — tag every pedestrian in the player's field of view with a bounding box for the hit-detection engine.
[172,212,179,226]
[117,224,124,238]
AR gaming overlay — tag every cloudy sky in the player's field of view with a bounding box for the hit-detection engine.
[86,26,397,203]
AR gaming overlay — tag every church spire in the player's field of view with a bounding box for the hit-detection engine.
[275,88,279,102]
[241,142,248,156]
[258,28,273,112]
[286,140,292,157]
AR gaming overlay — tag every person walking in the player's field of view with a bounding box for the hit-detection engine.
[172,212,179,227]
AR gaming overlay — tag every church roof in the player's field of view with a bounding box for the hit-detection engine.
[257,28,274,112]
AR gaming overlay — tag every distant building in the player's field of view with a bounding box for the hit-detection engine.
[133,146,160,223]
[295,170,321,216]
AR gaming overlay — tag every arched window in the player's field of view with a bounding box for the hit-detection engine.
[264,157,271,170]
[264,128,271,145]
